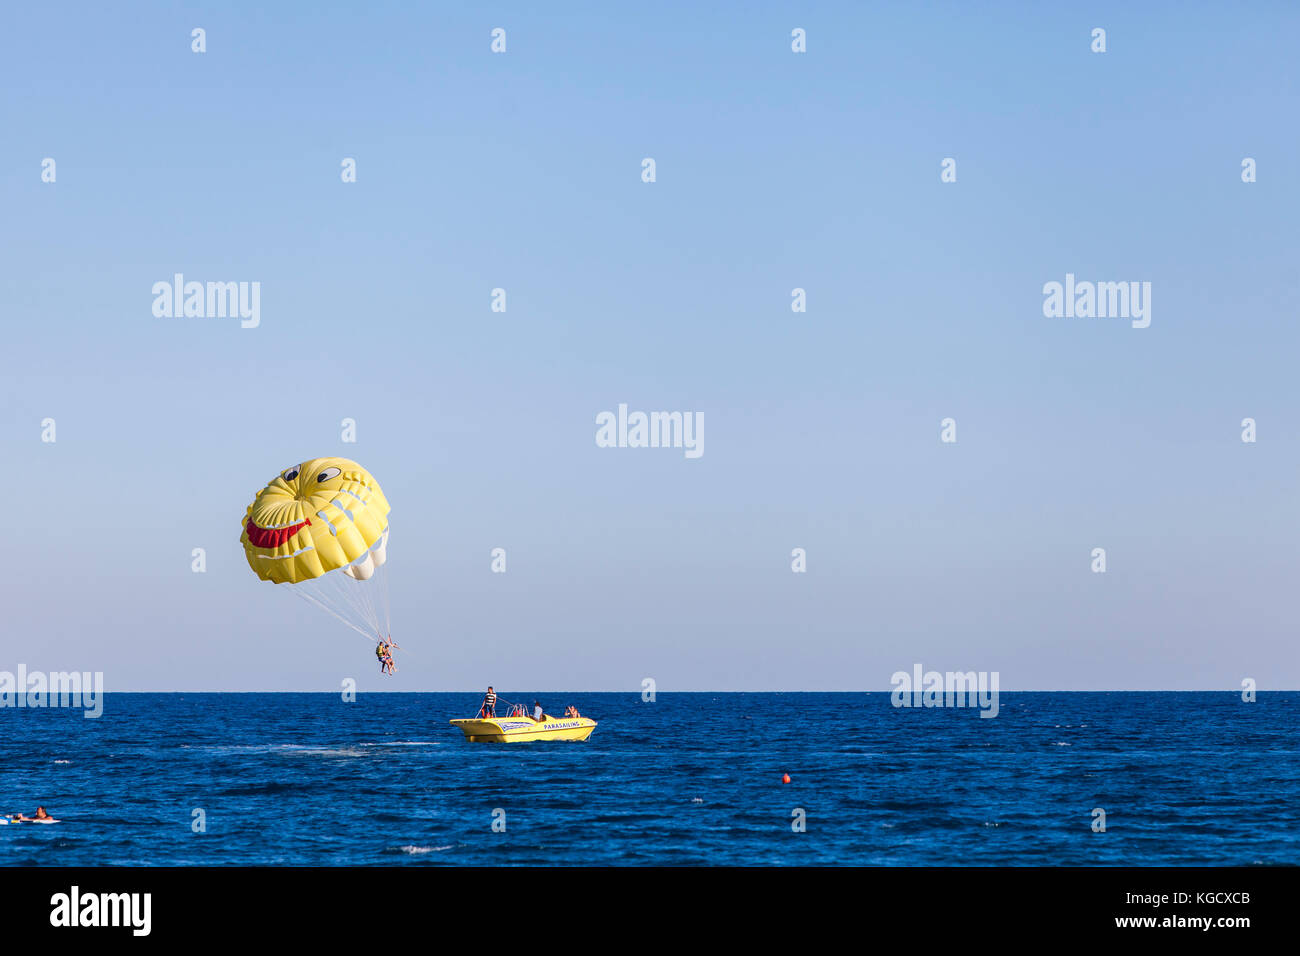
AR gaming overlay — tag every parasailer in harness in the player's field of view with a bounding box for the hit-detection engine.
[376,634,400,675]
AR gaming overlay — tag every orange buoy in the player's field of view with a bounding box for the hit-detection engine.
[782,773,791,784]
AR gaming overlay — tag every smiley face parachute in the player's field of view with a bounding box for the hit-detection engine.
[241,457,392,645]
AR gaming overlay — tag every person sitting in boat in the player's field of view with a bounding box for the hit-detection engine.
[479,686,497,718]
[532,700,546,722]
[564,705,581,718]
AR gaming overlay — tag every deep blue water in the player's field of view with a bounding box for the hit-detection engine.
[1,692,1296,865]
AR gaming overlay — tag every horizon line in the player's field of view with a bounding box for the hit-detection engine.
[32,688,1293,694]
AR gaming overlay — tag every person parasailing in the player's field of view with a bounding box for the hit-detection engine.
[240,458,399,676]
[375,640,394,675]
[380,633,400,675]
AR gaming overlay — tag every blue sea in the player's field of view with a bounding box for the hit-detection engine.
[2,692,1296,866]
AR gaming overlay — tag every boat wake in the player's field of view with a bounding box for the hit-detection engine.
[388,844,454,855]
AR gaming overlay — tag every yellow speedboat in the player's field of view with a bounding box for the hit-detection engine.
[450,714,597,743]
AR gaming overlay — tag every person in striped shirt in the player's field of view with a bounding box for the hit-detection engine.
[479,686,497,718]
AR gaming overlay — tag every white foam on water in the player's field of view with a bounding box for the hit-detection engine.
[361,741,440,747]
[198,744,374,758]
[267,745,370,758]
[394,844,453,854]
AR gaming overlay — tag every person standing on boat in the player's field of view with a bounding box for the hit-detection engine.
[480,686,497,718]
[532,700,546,722]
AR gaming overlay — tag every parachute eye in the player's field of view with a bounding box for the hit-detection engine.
[317,467,341,483]
[282,466,300,481]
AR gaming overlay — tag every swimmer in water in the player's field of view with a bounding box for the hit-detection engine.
[7,807,58,823]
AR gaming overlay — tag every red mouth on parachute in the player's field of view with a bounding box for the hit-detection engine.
[245,517,311,549]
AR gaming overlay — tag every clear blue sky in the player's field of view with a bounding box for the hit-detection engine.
[2,2,1297,691]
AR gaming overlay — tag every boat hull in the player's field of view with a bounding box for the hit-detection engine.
[449,716,597,743]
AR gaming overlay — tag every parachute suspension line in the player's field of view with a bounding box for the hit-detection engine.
[333,569,380,637]
[332,531,391,642]
[378,552,392,639]
[282,558,390,645]
[286,583,376,642]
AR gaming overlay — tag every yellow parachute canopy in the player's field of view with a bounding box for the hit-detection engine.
[241,457,391,641]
